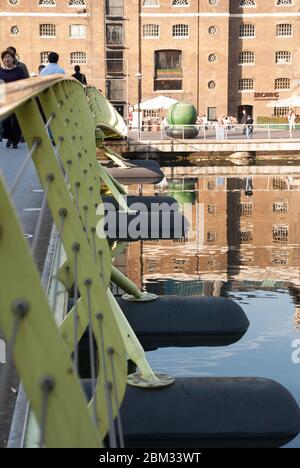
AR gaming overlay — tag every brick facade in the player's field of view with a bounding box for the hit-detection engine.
[1,1,300,121]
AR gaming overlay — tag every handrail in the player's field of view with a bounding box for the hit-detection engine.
[0,75,68,119]
[0,77,161,448]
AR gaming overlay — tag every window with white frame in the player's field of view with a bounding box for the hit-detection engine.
[275,51,291,64]
[274,106,290,116]
[240,0,256,6]
[40,24,56,37]
[143,24,160,38]
[240,229,253,243]
[40,51,51,64]
[275,78,290,90]
[239,51,255,64]
[172,0,189,5]
[69,24,86,38]
[239,24,255,38]
[276,24,293,36]
[39,0,56,5]
[69,0,86,6]
[277,0,293,6]
[239,78,254,91]
[143,0,159,5]
[70,51,87,64]
[273,201,288,213]
[172,24,189,38]
[273,225,289,244]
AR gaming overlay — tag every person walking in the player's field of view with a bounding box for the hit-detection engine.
[72,65,87,85]
[287,108,296,138]
[0,49,26,148]
[245,115,254,140]
[7,46,30,78]
[241,109,247,135]
[40,52,65,76]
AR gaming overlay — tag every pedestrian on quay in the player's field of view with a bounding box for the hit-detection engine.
[245,115,254,140]
[7,46,30,78]
[0,49,26,149]
[40,52,65,76]
[287,108,296,138]
[72,65,87,85]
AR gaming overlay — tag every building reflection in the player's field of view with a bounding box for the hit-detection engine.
[126,173,300,322]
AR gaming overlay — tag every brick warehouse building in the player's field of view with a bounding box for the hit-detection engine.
[1,0,300,121]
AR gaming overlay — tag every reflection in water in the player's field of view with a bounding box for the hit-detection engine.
[126,170,300,447]
[127,172,300,319]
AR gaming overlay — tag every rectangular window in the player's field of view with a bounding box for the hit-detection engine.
[69,24,86,38]
[239,78,254,91]
[274,106,289,117]
[239,202,253,216]
[172,24,189,38]
[273,225,288,244]
[239,24,255,38]
[276,24,293,37]
[207,107,217,121]
[106,24,123,45]
[272,177,289,190]
[240,229,253,243]
[106,51,123,74]
[105,0,124,17]
[106,79,125,101]
[143,24,160,38]
[273,201,288,213]
[40,24,56,37]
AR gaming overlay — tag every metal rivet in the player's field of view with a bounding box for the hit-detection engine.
[72,242,80,252]
[40,376,55,393]
[59,208,68,217]
[46,173,55,182]
[33,136,42,146]
[12,299,29,318]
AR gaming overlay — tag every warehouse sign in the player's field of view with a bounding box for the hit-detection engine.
[254,92,280,100]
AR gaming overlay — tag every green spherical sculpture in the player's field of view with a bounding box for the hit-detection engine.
[167,101,197,126]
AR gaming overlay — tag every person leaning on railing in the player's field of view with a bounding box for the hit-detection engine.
[0,49,26,149]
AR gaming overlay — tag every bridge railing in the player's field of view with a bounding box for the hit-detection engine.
[129,122,300,141]
[0,76,159,448]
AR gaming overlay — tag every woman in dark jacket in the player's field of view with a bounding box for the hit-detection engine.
[0,49,26,148]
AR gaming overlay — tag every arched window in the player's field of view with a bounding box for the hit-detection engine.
[240,0,256,6]
[275,78,290,90]
[172,0,189,5]
[143,0,159,5]
[39,0,56,6]
[69,0,86,6]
